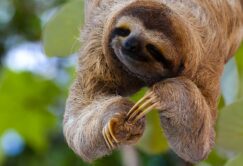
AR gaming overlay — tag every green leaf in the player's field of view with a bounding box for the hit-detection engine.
[235,44,243,68]
[0,70,61,152]
[0,144,4,165]
[225,154,243,166]
[137,110,169,154]
[235,44,243,98]
[202,150,227,166]
[196,162,212,166]
[43,0,84,57]
[216,100,243,153]
[221,58,239,105]
[130,89,169,155]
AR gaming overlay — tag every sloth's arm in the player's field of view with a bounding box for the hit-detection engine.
[128,76,219,163]
[153,77,216,163]
[63,78,144,162]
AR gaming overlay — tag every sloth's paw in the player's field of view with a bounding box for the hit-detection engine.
[126,91,160,123]
[102,112,144,150]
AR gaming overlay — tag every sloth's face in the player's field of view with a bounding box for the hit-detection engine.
[109,5,184,85]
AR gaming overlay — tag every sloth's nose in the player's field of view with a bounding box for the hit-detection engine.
[122,37,140,53]
[121,36,148,61]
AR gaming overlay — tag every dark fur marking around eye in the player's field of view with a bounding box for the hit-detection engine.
[111,27,131,38]
[146,44,173,69]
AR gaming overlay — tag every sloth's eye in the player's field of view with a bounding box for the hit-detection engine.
[146,44,173,69]
[113,27,131,37]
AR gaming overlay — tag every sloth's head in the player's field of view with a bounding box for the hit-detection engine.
[103,1,197,85]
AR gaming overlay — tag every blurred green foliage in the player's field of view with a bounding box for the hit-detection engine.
[137,111,169,155]
[225,154,243,166]
[0,0,242,166]
[217,99,243,152]
[43,0,84,56]
[0,70,59,151]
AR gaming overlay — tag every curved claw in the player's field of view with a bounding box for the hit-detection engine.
[102,123,116,150]
[127,92,153,117]
[102,120,119,150]
[108,120,119,143]
[133,103,158,123]
[127,91,158,123]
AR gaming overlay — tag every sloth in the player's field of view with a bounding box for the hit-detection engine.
[63,0,243,164]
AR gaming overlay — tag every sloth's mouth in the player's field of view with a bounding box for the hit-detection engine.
[117,53,159,84]
[111,43,167,85]
[121,47,149,62]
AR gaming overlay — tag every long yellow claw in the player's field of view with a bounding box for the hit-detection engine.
[127,91,158,123]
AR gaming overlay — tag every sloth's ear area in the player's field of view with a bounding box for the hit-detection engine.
[84,0,100,22]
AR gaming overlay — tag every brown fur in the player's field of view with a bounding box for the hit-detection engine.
[63,0,243,163]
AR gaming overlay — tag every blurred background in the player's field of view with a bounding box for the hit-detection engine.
[0,0,243,166]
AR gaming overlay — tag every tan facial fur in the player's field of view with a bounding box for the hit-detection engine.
[64,0,243,163]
